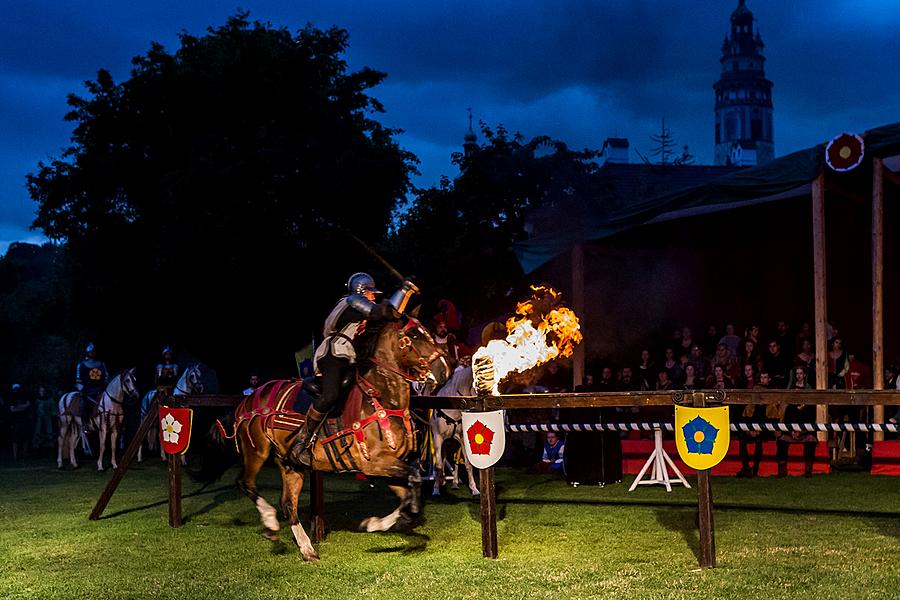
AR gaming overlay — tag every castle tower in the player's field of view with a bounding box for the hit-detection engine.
[463,108,478,157]
[714,0,774,166]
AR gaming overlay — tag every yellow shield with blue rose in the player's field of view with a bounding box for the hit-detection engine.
[675,405,730,470]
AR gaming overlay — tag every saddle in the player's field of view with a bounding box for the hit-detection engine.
[299,373,356,419]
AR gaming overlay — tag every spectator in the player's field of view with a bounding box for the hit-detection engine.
[535,432,565,474]
[575,374,595,392]
[702,325,719,358]
[8,384,32,460]
[705,365,733,390]
[682,364,699,390]
[719,323,741,357]
[795,339,815,383]
[795,322,812,355]
[712,343,740,380]
[32,385,55,450]
[689,344,709,381]
[737,368,765,477]
[663,348,683,386]
[680,327,694,354]
[618,367,640,391]
[739,363,756,389]
[777,365,817,478]
[596,367,615,391]
[764,340,791,388]
[739,339,760,371]
[828,338,849,389]
[637,350,655,391]
[774,321,791,355]
[655,369,673,391]
[243,373,261,396]
[743,324,760,346]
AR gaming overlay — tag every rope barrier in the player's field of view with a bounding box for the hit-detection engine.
[506,422,900,433]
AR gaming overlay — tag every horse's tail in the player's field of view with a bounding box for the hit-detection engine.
[189,411,239,486]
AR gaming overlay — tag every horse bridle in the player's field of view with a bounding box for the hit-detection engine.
[174,367,202,396]
[369,319,445,384]
[102,372,138,407]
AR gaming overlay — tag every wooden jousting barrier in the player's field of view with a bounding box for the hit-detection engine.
[417,388,900,567]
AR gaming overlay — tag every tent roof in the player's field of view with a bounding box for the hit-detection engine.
[515,121,900,273]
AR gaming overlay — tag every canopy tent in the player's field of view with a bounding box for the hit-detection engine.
[514,121,900,274]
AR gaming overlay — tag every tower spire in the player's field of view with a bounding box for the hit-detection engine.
[713,1,774,166]
[463,108,477,155]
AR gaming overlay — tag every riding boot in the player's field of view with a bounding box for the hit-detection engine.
[289,407,327,468]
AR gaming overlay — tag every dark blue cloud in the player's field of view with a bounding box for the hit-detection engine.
[2,0,899,254]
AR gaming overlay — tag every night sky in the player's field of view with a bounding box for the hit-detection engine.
[2,1,899,253]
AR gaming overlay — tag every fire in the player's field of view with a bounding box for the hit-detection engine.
[472,286,583,395]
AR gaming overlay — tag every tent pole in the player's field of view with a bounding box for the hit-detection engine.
[873,158,885,441]
[572,243,585,389]
[812,172,828,441]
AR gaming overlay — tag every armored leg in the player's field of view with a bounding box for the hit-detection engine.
[288,355,350,468]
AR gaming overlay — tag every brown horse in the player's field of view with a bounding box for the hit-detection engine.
[221,316,449,561]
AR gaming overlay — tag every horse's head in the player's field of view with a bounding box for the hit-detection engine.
[187,364,204,394]
[389,316,451,386]
[122,368,139,399]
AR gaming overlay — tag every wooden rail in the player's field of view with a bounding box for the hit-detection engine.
[414,389,900,410]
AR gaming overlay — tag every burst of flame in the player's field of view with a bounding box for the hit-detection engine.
[473,285,583,395]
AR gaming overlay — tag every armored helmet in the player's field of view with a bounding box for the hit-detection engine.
[86,342,96,353]
[347,272,380,296]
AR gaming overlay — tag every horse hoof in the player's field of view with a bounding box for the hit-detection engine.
[431,489,441,497]
[263,528,279,541]
[359,517,379,532]
[451,483,459,490]
[301,550,320,562]
[471,490,480,497]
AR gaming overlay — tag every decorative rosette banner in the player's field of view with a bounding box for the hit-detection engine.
[159,406,193,455]
[461,410,506,469]
[825,132,865,172]
[674,405,730,470]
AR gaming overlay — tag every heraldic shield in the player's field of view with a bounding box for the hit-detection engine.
[674,405,730,470]
[159,406,193,455]
[461,410,506,469]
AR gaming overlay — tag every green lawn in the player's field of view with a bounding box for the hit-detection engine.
[2,457,900,599]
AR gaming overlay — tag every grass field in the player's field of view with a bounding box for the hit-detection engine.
[2,457,900,600]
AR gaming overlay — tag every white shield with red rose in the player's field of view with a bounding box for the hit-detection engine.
[461,410,506,469]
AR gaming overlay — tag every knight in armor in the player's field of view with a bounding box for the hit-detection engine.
[288,273,400,468]
[75,343,109,421]
[155,346,179,401]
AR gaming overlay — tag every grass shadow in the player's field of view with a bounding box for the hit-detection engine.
[98,484,234,520]
[366,530,430,555]
[654,506,700,563]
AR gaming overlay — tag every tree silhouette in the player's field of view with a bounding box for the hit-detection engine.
[26,13,415,388]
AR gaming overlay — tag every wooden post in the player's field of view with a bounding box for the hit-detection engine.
[572,243,585,389]
[89,399,159,520]
[168,453,182,528]
[812,172,829,441]
[479,466,499,559]
[309,471,325,543]
[873,158,885,441]
[694,393,715,568]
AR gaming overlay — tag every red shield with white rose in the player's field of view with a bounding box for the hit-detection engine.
[159,407,193,455]
[461,410,506,469]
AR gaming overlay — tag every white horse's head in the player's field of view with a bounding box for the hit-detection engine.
[185,364,204,394]
[121,368,139,399]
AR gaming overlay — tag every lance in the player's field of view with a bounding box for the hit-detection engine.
[348,233,419,313]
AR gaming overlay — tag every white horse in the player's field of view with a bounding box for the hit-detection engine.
[57,369,139,471]
[430,366,480,497]
[137,364,204,463]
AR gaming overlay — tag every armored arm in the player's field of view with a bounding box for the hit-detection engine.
[75,363,84,391]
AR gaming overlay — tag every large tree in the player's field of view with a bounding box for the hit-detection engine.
[27,13,415,387]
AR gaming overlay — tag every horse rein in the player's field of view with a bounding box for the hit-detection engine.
[368,319,445,384]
